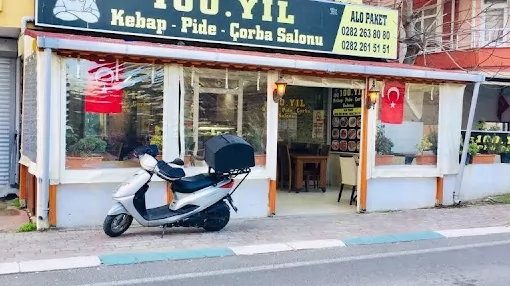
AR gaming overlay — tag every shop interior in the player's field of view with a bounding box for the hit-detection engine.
[276,86,361,215]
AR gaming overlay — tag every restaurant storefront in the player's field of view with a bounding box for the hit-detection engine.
[19,0,483,228]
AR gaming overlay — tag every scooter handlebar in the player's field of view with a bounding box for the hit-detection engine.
[133,145,159,158]
[133,145,185,167]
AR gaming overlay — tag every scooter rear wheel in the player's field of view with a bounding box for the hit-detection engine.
[203,202,230,232]
[103,214,133,237]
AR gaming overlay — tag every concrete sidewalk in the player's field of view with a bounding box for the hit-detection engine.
[1,204,510,264]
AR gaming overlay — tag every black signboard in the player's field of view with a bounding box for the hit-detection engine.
[461,130,510,153]
[35,0,398,59]
[330,88,362,153]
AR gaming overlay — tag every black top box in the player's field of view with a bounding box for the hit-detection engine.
[204,134,255,173]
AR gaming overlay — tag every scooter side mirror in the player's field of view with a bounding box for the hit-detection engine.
[170,158,185,166]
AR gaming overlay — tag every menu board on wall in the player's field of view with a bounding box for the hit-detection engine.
[330,88,363,153]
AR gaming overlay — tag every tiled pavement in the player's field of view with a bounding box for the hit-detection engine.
[1,204,510,263]
[0,209,29,232]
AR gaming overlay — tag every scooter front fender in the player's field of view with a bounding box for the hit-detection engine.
[107,202,128,216]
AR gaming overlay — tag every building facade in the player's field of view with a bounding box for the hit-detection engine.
[0,0,33,194]
[409,0,510,201]
[12,0,485,230]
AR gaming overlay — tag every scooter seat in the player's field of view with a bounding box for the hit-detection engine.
[172,174,224,194]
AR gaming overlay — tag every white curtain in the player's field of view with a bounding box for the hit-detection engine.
[165,64,181,161]
[438,84,466,175]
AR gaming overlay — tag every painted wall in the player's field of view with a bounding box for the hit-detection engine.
[443,160,510,204]
[368,161,510,212]
[366,177,437,211]
[0,0,34,28]
[56,178,269,228]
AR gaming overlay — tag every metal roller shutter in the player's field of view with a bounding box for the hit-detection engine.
[0,58,14,186]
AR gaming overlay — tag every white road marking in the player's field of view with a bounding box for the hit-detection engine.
[0,262,20,275]
[436,226,510,238]
[19,256,101,273]
[230,243,293,255]
[287,239,346,250]
[79,239,510,286]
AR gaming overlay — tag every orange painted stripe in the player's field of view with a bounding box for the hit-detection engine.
[19,164,27,201]
[49,185,57,226]
[359,81,370,212]
[269,180,276,215]
[436,177,444,206]
[166,182,173,204]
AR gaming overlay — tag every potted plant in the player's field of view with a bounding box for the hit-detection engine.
[459,141,479,165]
[472,136,500,164]
[427,128,438,156]
[150,125,163,160]
[66,136,107,169]
[375,125,394,165]
[415,133,437,165]
[244,132,266,166]
[470,140,495,164]
[476,120,487,130]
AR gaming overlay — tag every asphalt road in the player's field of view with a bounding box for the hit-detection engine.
[3,233,510,286]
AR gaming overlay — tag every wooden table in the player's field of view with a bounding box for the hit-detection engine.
[291,154,329,192]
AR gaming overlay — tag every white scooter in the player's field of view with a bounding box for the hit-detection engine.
[103,135,253,238]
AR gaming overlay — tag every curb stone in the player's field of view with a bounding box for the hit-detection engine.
[2,226,510,275]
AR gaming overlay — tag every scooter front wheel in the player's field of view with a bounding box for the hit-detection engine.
[103,214,133,237]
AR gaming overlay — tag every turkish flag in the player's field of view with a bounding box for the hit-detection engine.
[497,92,509,121]
[380,81,405,124]
[84,60,123,114]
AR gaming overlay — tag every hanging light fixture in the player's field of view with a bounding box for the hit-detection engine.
[272,75,288,103]
[366,79,380,109]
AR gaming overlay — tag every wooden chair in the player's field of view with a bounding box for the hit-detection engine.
[306,144,330,191]
[302,143,321,191]
[338,156,358,205]
[277,143,292,192]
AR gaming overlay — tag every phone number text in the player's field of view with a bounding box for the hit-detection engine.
[341,26,392,40]
[340,41,390,54]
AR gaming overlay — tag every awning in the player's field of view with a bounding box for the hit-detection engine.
[25,29,484,83]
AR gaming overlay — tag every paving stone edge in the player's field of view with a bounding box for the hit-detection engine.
[2,226,510,275]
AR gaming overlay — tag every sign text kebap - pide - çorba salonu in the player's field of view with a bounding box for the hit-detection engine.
[36,0,399,59]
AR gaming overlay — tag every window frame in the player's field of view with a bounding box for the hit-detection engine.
[181,68,269,174]
[415,5,443,53]
[370,82,443,178]
[191,75,244,156]
[58,57,173,184]
[480,0,509,47]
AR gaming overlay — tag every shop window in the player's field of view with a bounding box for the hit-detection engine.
[65,58,164,169]
[182,68,267,167]
[278,86,329,145]
[374,82,439,167]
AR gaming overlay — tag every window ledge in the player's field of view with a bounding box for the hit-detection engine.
[60,166,269,184]
[371,165,440,178]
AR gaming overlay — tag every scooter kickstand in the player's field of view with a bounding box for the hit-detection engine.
[160,225,167,238]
